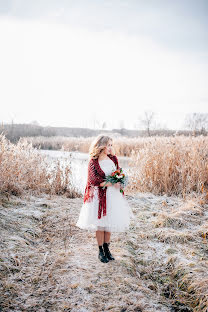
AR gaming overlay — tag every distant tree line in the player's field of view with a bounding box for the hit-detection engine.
[0,112,207,143]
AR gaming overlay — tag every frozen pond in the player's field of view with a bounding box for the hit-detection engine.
[38,150,131,194]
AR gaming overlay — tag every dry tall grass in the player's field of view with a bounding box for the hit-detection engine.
[127,136,208,196]
[25,135,91,152]
[0,134,80,197]
[10,134,208,197]
[25,135,148,157]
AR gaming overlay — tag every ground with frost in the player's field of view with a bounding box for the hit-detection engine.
[0,192,207,312]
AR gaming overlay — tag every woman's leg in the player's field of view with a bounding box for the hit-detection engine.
[103,231,115,260]
[96,230,109,263]
[96,230,105,246]
[104,231,111,243]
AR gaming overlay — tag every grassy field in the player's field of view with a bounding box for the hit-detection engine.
[0,133,208,311]
[0,192,207,311]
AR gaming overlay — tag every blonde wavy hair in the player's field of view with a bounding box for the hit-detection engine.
[89,134,115,159]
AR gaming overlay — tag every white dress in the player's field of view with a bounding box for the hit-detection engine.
[76,157,135,232]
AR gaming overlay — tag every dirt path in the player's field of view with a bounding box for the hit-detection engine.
[1,192,207,311]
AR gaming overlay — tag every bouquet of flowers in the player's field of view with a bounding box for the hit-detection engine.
[102,167,128,194]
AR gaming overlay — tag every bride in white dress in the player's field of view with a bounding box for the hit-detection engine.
[76,134,134,263]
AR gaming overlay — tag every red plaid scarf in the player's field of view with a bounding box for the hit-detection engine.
[83,154,119,219]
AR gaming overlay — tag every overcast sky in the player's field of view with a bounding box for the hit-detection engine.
[0,0,207,130]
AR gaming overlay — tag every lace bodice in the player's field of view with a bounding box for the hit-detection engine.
[98,158,117,176]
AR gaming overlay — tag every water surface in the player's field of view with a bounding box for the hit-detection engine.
[38,150,131,194]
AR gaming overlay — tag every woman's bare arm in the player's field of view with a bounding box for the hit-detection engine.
[100,182,121,188]
[100,182,112,187]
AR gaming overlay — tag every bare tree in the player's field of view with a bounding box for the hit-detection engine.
[102,121,107,129]
[91,113,101,129]
[138,111,155,136]
[154,121,168,131]
[184,113,208,134]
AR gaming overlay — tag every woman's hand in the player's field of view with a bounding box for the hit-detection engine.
[114,182,121,189]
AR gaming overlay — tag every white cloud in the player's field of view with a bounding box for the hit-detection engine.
[0,16,207,129]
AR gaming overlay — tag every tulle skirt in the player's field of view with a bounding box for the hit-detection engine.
[76,186,135,232]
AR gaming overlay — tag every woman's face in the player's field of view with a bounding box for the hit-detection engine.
[104,140,113,155]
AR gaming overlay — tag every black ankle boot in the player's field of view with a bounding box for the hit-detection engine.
[103,242,115,261]
[98,245,109,263]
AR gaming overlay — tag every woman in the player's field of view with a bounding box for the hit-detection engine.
[76,134,134,263]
